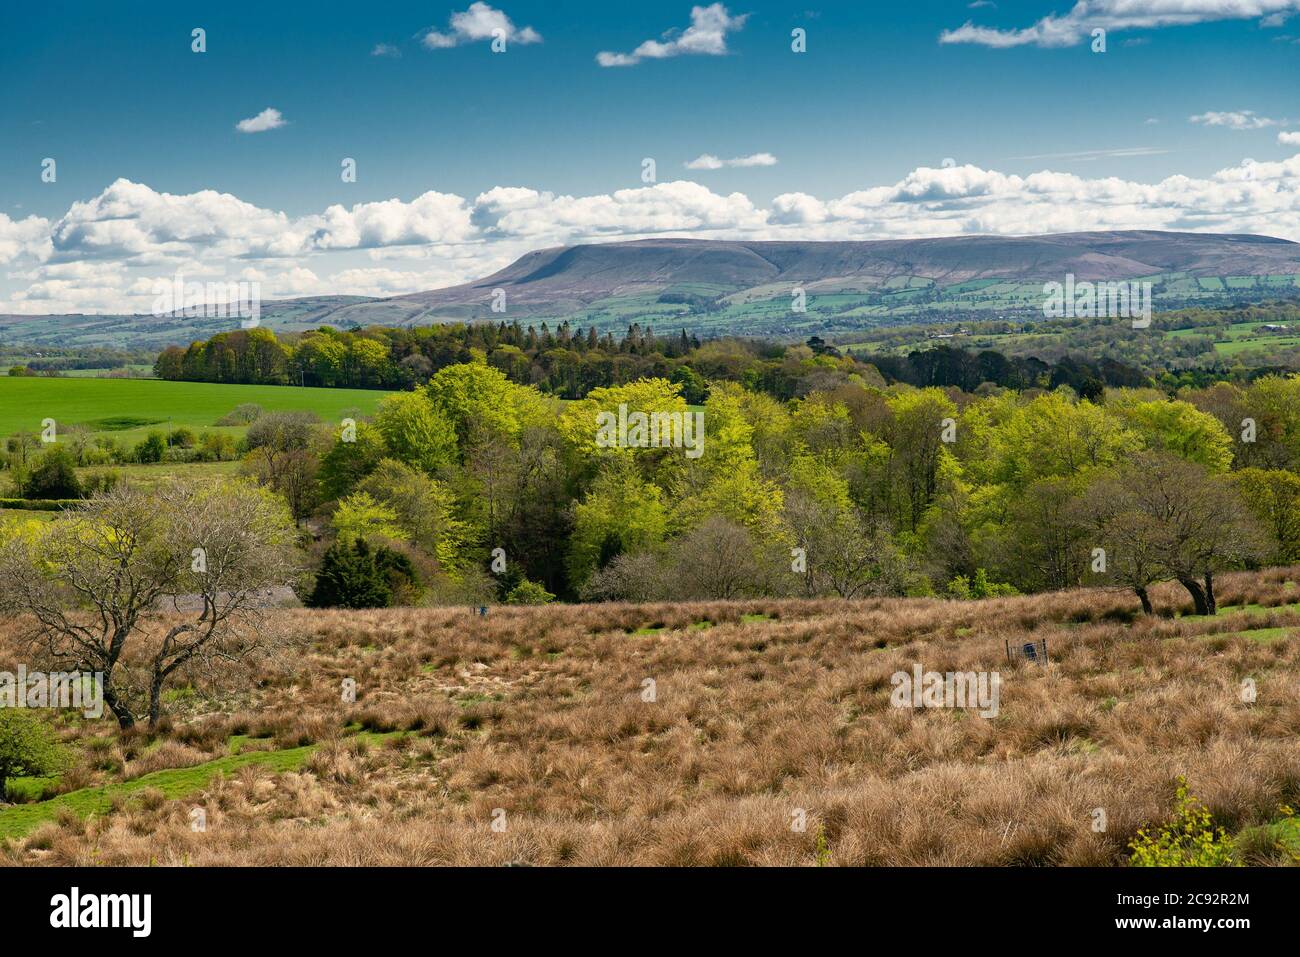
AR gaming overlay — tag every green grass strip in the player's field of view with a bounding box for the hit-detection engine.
[0,731,401,840]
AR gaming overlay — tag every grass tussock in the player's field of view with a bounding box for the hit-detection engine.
[2,568,1299,866]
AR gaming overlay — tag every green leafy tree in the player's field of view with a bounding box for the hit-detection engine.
[700,384,760,474]
[1111,397,1233,472]
[504,578,555,605]
[685,458,788,543]
[882,388,960,533]
[0,710,65,802]
[427,361,551,449]
[1234,375,1300,470]
[559,377,693,485]
[373,391,457,474]
[789,395,855,462]
[293,333,348,387]
[22,445,83,499]
[567,463,668,589]
[347,337,392,387]
[318,422,388,500]
[670,365,708,404]
[1000,477,1090,592]
[1232,468,1300,564]
[308,538,415,609]
[357,459,466,571]
[987,391,1138,489]
[946,568,1017,600]
[332,491,409,544]
[487,343,532,383]
[133,432,166,464]
[788,452,852,511]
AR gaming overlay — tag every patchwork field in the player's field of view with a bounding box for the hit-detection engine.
[2,568,1298,866]
[839,312,1300,373]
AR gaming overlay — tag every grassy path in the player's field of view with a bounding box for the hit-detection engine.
[0,731,401,840]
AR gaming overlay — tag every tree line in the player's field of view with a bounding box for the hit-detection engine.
[153,321,1154,403]
[5,360,1300,730]
[188,361,1300,613]
[846,302,1300,390]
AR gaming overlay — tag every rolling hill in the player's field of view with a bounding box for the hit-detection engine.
[5,231,1300,349]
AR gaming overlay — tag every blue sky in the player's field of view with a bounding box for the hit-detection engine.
[1,1,1299,312]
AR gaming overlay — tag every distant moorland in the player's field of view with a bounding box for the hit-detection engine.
[4,231,1300,350]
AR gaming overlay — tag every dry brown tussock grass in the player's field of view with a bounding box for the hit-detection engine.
[2,568,1298,865]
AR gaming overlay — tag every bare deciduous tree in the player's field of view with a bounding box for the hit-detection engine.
[673,517,779,600]
[0,479,298,728]
[239,411,323,521]
[1081,478,1168,615]
[1083,453,1264,616]
[786,491,910,598]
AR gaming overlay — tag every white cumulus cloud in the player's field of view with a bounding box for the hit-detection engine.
[310,192,476,250]
[421,3,541,49]
[684,152,777,170]
[235,107,287,133]
[0,212,52,265]
[49,179,305,263]
[597,3,747,66]
[941,1,1300,48]
[469,180,768,239]
[1191,110,1284,130]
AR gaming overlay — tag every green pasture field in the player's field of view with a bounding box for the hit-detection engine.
[69,459,243,493]
[1215,335,1300,356]
[0,378,395,496]
[839,309,1300,362]
[0,377,392,441]
[1164,320,1300,356]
